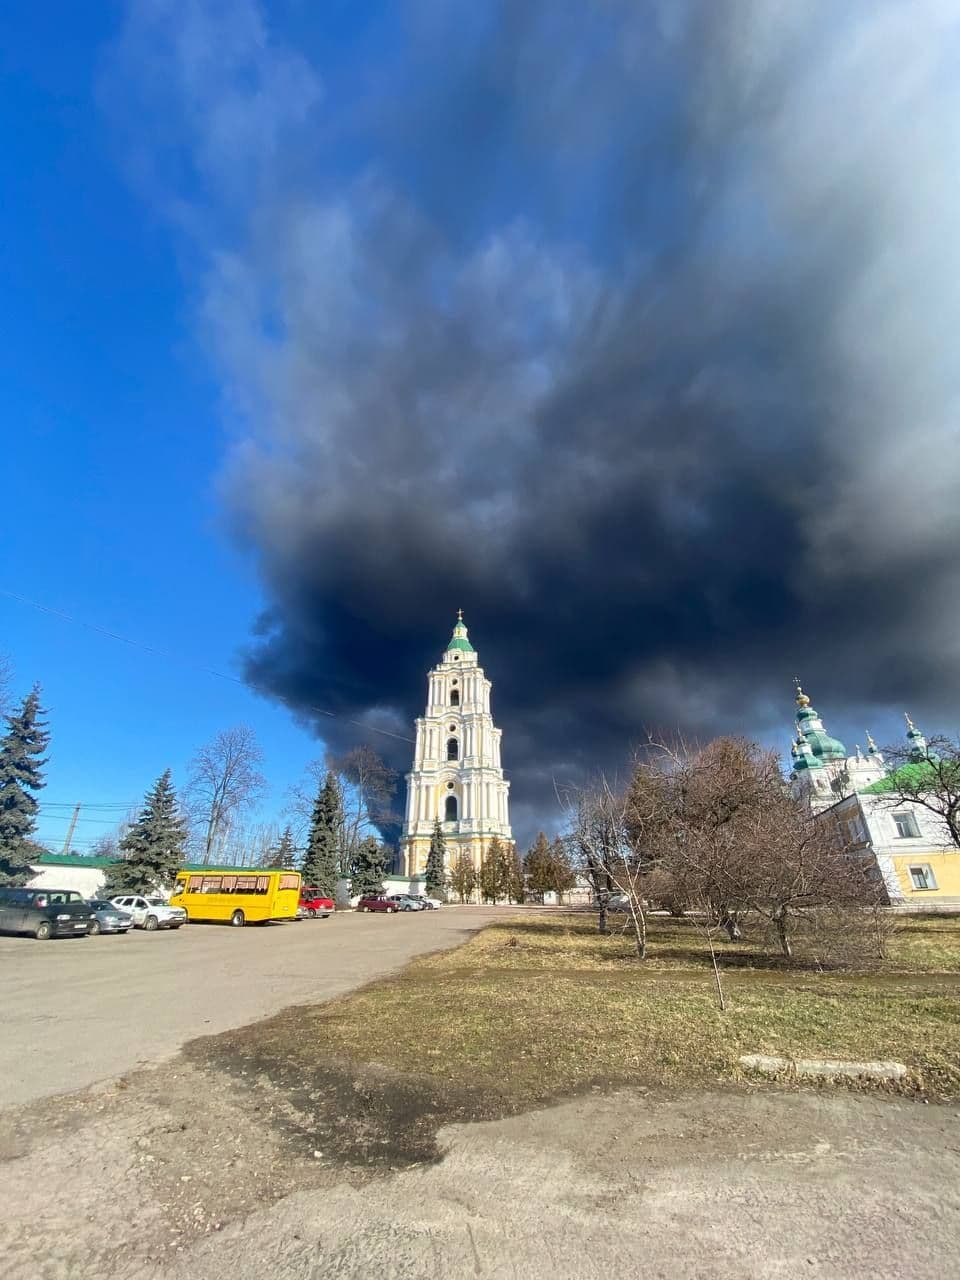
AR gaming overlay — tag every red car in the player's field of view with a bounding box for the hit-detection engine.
[356,895,399,913]
[299,888,334,918]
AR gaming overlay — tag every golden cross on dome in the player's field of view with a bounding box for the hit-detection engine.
[457,608,464,623]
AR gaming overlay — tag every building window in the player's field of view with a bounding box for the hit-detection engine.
[447,737,459,761]
[909,864,937,891]
[444,795,458,821]
[450,689,460,706]
[893,811,921,839]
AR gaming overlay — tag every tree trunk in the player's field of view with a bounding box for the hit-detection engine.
[628,900,647,960]
[597,892,609,935]
[721,908,742,941]
[774,908,792,959]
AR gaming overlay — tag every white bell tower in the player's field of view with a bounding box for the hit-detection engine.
[402,612,513,877]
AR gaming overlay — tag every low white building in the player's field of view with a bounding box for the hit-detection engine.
[26,854,113,898]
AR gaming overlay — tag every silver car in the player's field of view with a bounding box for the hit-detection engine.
[109,895,187,931]
[87,899,134,935]
[387,894,426,912]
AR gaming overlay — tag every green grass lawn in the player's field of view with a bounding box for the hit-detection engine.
[300,912,960,1103]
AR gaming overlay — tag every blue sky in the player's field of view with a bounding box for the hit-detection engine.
[2,3,328,851]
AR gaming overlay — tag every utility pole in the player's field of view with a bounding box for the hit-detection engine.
[61,803,81,855]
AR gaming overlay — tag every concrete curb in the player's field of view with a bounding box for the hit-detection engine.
[739,1053,907,1082]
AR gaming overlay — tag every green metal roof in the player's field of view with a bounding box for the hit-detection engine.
[862,762,940,794]
[34,854,116,869]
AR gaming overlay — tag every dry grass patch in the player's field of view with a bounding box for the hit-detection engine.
[309,914,960,1100]
[184,911,960,1173]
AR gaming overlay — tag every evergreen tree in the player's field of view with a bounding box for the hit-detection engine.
[480,835,505,902]
[523,832,577,903]
[449,849,477,903]
[301,770,343,896]
[425,819,448,899]
[0,686,50,886]
[350,834,389,897]
[105,770,187,895]
[505,843,525,903]
[548,836,577,904]
[264,825,297,868]
[523,831,554,902]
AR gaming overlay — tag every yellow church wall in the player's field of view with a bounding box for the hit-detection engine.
[889,851,960,900]
[403,833,510,879]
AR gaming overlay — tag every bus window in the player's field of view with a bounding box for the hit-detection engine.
[236,876,257,894]
[201,876,222,894]
[221,875,237,893]
[279,874,299,892]
[256,877,269,895]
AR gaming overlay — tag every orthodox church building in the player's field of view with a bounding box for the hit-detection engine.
[788,682,959,904]
[402,613,513,878]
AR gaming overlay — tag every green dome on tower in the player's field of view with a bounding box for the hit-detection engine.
[446,609,475,653]
[794,680,846,763]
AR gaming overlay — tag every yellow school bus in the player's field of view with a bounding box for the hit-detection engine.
[169,867,301,927]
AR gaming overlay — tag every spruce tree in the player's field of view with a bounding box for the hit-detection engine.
[0,686,50,886]
[548,836,577,904]
[301,770,343,897]
[523,831,554,902]
[425,819,448,899]
[264,825,297,868]
[505,843,525,904]
[449,849,477,903]
[105,770,187,895]
[350,834,389,897]
[480,835,505,902]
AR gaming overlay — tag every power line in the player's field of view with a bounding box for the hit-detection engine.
[36,814,131,825]
[1,588,414,744]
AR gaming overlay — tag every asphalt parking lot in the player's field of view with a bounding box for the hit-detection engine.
[0,907,501,1106]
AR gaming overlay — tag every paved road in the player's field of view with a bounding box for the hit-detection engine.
[0,907,501,1106]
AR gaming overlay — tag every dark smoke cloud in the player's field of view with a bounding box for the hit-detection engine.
[112,1,960,841]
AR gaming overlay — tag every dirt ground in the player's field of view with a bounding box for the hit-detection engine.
[2,1036,958,1279]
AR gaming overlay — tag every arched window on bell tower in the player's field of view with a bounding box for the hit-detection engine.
[450,689,460,706]
[446,736,459,761]
[444,795,458,821]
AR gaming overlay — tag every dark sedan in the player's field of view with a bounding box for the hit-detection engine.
[355,895,399,913]
[0,888,97,939]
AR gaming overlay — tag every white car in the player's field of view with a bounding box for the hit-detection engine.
[109,895,187,931]
[420,897,443,910]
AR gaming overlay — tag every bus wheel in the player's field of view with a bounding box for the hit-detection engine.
[231,910,246,928]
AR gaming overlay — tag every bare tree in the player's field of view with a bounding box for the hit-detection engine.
[741,791,879,959]
[566,777,648,958]
[876,732,960,848]
[187,726,267,864]
[326,745,398,867]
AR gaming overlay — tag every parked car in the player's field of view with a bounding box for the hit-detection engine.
[299,887,334,918]
[87,899,134,935]
[0,887,97,940]
[387,893,426,911]
[421,897,442,910]
[356,895,399,913]
[109,895,187,931]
